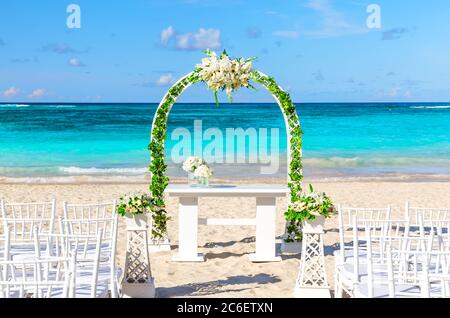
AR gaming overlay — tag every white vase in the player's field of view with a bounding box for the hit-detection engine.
[187,172,197,186]
[125,213,148,230]
[302,215,326,234]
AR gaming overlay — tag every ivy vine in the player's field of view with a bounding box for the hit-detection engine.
[251,71,304,242]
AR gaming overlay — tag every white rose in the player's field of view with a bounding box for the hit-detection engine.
[193,164,213,178]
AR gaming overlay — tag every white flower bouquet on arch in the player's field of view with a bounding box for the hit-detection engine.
[196,49,255,105]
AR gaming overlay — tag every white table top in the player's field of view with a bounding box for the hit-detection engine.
[165,184,289,197]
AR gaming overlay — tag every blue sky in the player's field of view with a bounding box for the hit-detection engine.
[0,0,449,103]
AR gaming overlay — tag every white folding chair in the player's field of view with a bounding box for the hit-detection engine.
[62,202,120,298]
[354,221,444,298]
[34,229,108,298]
[405,202,450,232]
[0,255,76,298]
[334,206,391,297]
[0,200,56,260]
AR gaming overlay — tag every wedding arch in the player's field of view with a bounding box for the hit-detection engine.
[148,51,303,242]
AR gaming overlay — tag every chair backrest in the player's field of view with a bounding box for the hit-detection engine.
[34,229,103,298]
[405,202,450,228]
[61,202,119,297]
[364,226,433,298]
[337,206,391,265]
[363,221,448,298]
[0,227,10,261]
[1,200,56,243]
[62,202,117,239]
[0,255,76,298]
[63,201,116,222]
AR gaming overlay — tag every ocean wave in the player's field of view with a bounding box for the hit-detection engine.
[0,104,30,108]
[52,105,77,108]
[304,157,450,168]
[59,166,147,175]
[410,106,450,109]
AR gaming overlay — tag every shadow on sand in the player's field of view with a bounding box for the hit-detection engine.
[157,273,281,297]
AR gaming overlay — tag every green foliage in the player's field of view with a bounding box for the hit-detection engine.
[250,71,305,242]
[116,192,155,217]
[284,184,335,221]
[149,72,200,239]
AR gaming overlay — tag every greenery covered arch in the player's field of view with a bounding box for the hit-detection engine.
[148,53,303,242]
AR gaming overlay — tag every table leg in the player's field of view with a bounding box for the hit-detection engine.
[249,197,282,262]
[172,196,205,262]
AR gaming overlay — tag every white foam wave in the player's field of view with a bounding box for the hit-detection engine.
[0,104,30,108]
[52,105,77,108]
[411,106,450,109]
[304,157,450,168]
[59,166,147,175]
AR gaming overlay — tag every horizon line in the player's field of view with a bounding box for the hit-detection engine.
[2,101,450,105]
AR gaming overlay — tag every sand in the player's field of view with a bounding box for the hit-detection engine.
[1,179,450,298]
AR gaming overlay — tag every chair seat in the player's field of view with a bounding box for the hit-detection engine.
[47,283,109,298]
[9,244,48,261]
[354,282,422,298]
[76,265,123,284]
[334,249,373,263]
[0,289,25,298]
[337,262,389,286]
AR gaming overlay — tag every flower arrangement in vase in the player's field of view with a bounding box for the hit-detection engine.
[182,156,203,185]
[193,164,213,187]
[182,156,213,187]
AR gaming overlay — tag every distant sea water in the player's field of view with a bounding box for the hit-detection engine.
[1,102,450,181]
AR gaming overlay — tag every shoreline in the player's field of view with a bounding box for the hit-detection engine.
[2,173,450,185]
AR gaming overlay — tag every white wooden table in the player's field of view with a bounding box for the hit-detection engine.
[165,185,288,263]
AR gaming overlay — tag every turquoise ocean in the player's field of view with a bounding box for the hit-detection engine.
[1,102,450,180]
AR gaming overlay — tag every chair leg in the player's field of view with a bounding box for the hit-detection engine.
[110,276,118,298]
[334,271,343,298]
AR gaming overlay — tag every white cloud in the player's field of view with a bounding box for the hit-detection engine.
[68,58,85,67]
[161,26,175,46]
[2,86,20,97]
[176,28,221,50]
[272,30,299,39]
[304,0,367,37]
[42,43,80,54]
[156,73,176,86]
[404,90,413,98]
[388,87,400,97]
[29,89,47,99]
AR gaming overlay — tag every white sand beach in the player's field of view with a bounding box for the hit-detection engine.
[2,179,450,297]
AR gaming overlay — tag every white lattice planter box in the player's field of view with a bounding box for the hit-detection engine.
[294,286,331,298]
[122,213,156,298]
[122,278,156,298]
[294,215,331,298]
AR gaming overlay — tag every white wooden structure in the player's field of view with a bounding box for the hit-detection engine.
[121,215,155,298]
[165,185,288,263]
[295,216,331,298]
